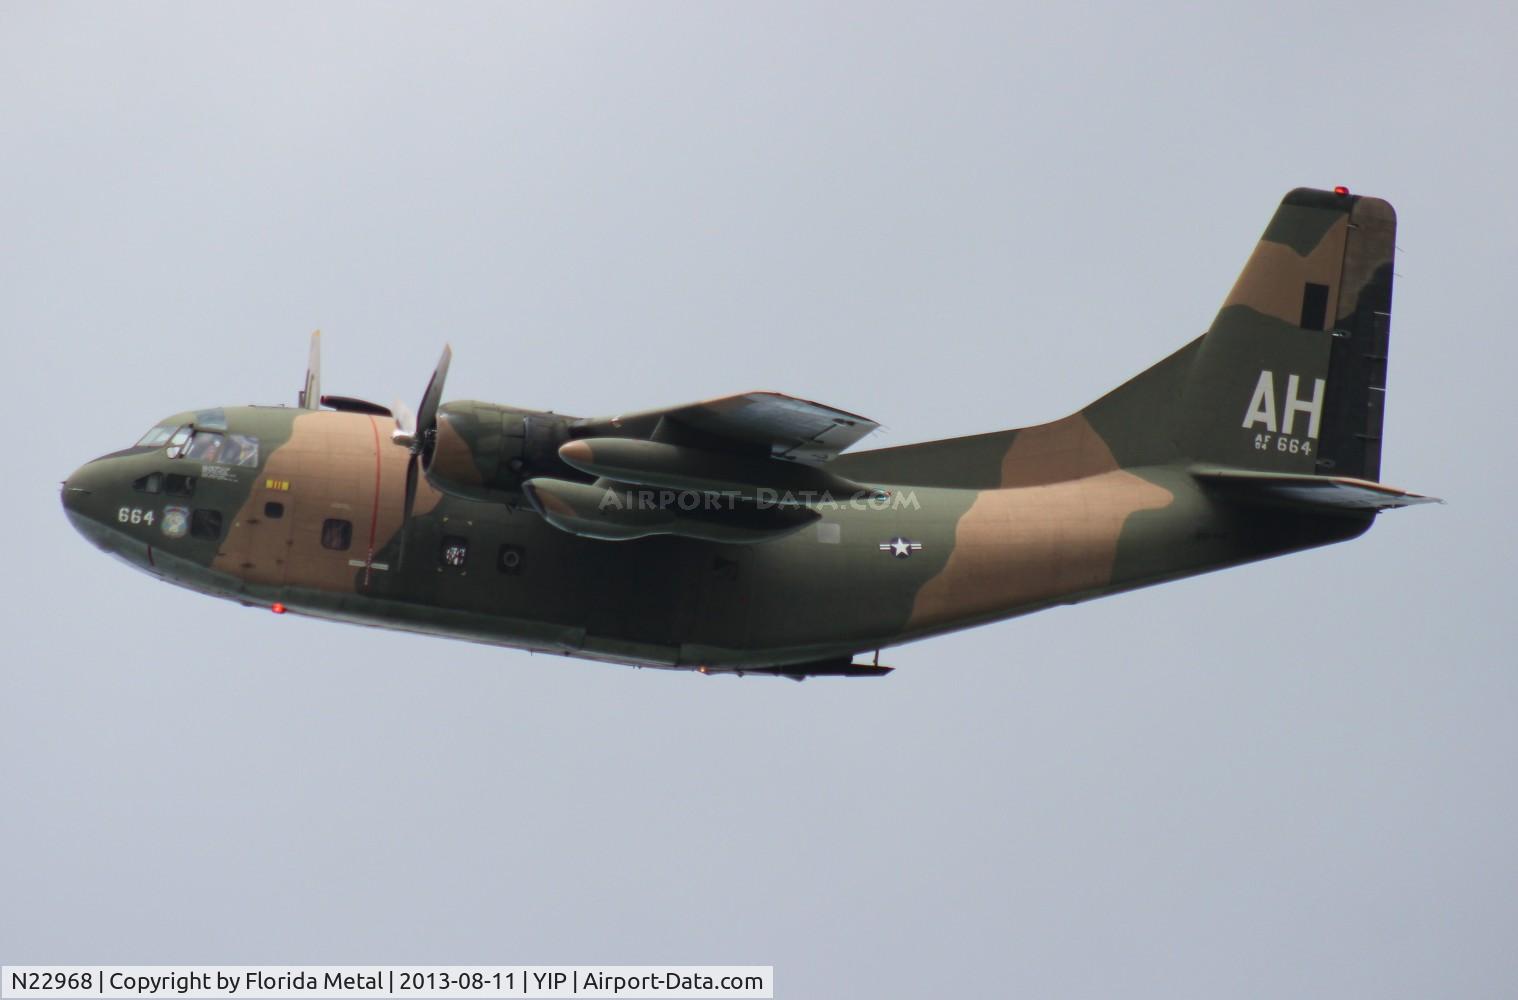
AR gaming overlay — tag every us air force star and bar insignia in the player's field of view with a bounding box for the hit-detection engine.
[880,536,922,558]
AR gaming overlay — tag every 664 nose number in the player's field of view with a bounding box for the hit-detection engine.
[117,507,155,525]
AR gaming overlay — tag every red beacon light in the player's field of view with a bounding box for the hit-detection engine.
[271,603,287,615]
[1333,185,1350,196]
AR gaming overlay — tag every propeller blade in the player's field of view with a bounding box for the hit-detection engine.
[397,450,419,571]
[414,344,452,454]
[390,398,416,447]
[392,399,415,432]
[394,345,450,569]
[404,449,419,519]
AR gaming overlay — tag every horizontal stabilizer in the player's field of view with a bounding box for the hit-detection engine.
[1193,466,1442,513]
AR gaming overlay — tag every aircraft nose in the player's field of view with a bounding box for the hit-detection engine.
[60,457,117,542]
[61,460,99,513]
[61,454,164,573]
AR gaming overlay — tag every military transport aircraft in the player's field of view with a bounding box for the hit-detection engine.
[62,188,1436,679]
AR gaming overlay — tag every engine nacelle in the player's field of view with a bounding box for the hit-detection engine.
[423,400,579,503]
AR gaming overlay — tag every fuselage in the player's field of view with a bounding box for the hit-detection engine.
[62,191,1417,675]
[61,404,1368,674]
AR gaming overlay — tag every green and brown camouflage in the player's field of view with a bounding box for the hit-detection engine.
[61,188,1435,679]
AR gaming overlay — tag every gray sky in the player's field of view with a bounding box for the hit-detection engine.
[3,3,1515,996]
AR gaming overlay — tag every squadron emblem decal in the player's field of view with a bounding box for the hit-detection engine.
[161,506,189,539]
[879,536,922,559]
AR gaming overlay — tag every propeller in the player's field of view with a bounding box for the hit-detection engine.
[394,344,453,535]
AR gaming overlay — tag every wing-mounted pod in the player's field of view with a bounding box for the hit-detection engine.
[520,390,886,543]
[554,438,884,505]
[517,391,885,544]
[522,476,820,544]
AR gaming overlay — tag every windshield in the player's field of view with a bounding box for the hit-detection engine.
[165,426,193,457]
[135,424,175,447]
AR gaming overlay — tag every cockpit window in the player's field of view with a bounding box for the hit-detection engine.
[223,433,260,467]
[149,421,259,464]
[165,426,193,458]
[136,425,175,448]
[184,432,226,463]
[132,472,163,494]
[177,430,260,467]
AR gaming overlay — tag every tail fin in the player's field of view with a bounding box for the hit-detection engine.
[836,188,1401,489]
[1083,187,1397,480]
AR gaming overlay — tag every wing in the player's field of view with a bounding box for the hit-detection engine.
[576,391,879,466]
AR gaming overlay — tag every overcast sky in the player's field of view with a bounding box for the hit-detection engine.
[3,3,1515,997]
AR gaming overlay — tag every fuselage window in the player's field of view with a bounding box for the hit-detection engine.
[497,544,524,574]
[441,536,469,568]
[190,509,223,540]
[321,518,352,551]
[264,501,284,519]
[164,473,196,497]
[132,472,163,494]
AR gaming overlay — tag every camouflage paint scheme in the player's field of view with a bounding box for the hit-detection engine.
[61,189,1434,678]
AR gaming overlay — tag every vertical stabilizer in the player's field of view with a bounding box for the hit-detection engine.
[1176,188,1396,480]
[835,188,1402,491]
